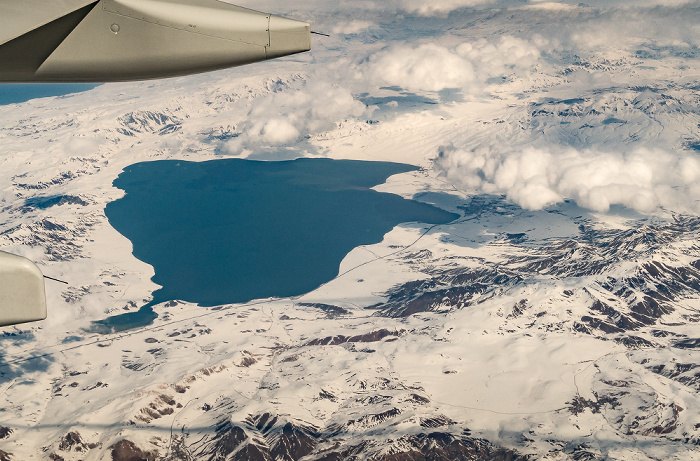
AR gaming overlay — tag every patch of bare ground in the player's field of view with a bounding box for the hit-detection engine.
[304,329,405,346]
[110,439,158,461]
[316,433,527,461]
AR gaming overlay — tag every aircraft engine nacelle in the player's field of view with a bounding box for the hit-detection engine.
[0,251,47,327]
[0,0,311,82]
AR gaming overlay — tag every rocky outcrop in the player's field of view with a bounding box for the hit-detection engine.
[304,329,404,346]
[315,432,527,461]
[117,110,183,136]
[110,439,158,461]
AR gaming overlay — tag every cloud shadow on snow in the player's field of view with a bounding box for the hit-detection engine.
[415,193,649,249]
[0,331,55,385]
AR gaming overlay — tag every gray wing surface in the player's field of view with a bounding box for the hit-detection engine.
[0,0,310,82]
[0,252,46,327]
[0,0,96,46]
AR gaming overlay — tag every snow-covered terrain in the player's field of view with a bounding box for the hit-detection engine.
[1,0,700,459]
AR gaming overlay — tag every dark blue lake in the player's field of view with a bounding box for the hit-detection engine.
[0,84,99,105]
[98,158,457,331]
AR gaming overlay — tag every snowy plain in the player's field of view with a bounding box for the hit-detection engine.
[0,0,700,459]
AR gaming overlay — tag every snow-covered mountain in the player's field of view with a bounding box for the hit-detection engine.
[1,1,699,460]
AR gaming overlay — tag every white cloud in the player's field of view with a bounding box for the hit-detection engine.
[559,0,699,7]
[457,37,541,78]
[332,20,374,35]
[331,0,700,17]
[435,145,700,213]
[224,80,367,154]
[62,135,105,157]
[367,43,476,92]
[365,37,540,93]
[385,0,496,16]
[222,35,543,153]
[520,1,578,11]
[546,3,700,53]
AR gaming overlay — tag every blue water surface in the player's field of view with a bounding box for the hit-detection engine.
[98,158,458,331]
[0,84,99,105]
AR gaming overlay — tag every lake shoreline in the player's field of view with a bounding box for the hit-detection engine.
[97,158,457,331]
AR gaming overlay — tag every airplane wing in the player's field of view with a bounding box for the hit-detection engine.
[0,0,311,82]
[0,252,47,327]
[0,0,97,46]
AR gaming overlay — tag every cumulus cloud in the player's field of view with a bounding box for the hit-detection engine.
[344,0,699,17]
[521,1,579,11]
[222,35,543,153]
[332,20,374,35]
[366,37,541,93]
[367,43,476,92]
[385,0,496,16]
[435,145,700,213]
[225,80,367,154]
[533,2,700,55]
[62,135,105,157]
[559,0,699,7]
